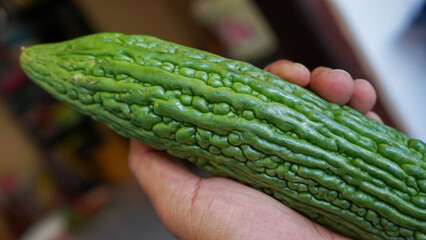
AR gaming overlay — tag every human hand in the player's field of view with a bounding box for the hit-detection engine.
[129,60,381,240]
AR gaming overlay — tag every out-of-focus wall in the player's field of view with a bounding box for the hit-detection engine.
[73,0,205,47]
[0,99,41,183]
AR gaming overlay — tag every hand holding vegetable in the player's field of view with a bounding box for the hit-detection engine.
[128,60,379,240]
[21,33,425,239]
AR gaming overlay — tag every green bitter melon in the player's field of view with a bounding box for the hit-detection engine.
[20,33,426,240]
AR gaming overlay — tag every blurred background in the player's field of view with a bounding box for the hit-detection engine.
[0,0,424,239]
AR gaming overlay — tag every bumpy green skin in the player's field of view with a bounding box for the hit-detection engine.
[20,33,425,240]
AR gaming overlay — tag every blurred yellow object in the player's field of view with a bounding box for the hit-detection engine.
[0,98,42,185]
[92,123,132,183]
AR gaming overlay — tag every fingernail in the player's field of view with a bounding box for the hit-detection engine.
[320,69,331,74]
[311,66,331,78]
[330,69,351,77]
[293,62,309,72]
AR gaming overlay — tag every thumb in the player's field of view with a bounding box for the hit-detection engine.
[128,139,202,238]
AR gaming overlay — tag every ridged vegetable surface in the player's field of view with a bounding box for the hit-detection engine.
[20,33,425,240]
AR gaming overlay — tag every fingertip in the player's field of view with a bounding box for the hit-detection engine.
[311,66,331,78]
[291,62,311,87]
[348,79,377,113]
[309,68,354,105]
[128,138,197,194]
[365,111,384,123]
[129,138,154,156]
[265,59,310,87]
[128,139,160,174]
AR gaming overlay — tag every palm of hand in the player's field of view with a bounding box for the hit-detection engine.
[129,60,380,240]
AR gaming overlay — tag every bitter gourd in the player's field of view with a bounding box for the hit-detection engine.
[20,33,425,240]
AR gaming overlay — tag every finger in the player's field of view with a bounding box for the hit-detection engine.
[309,67,354,105]
[311,66,332,79]
[365,111,384,123]
[347,79,377,113]
[264,60,310,87]
[128,139,199,217]
[128,139,197,190]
